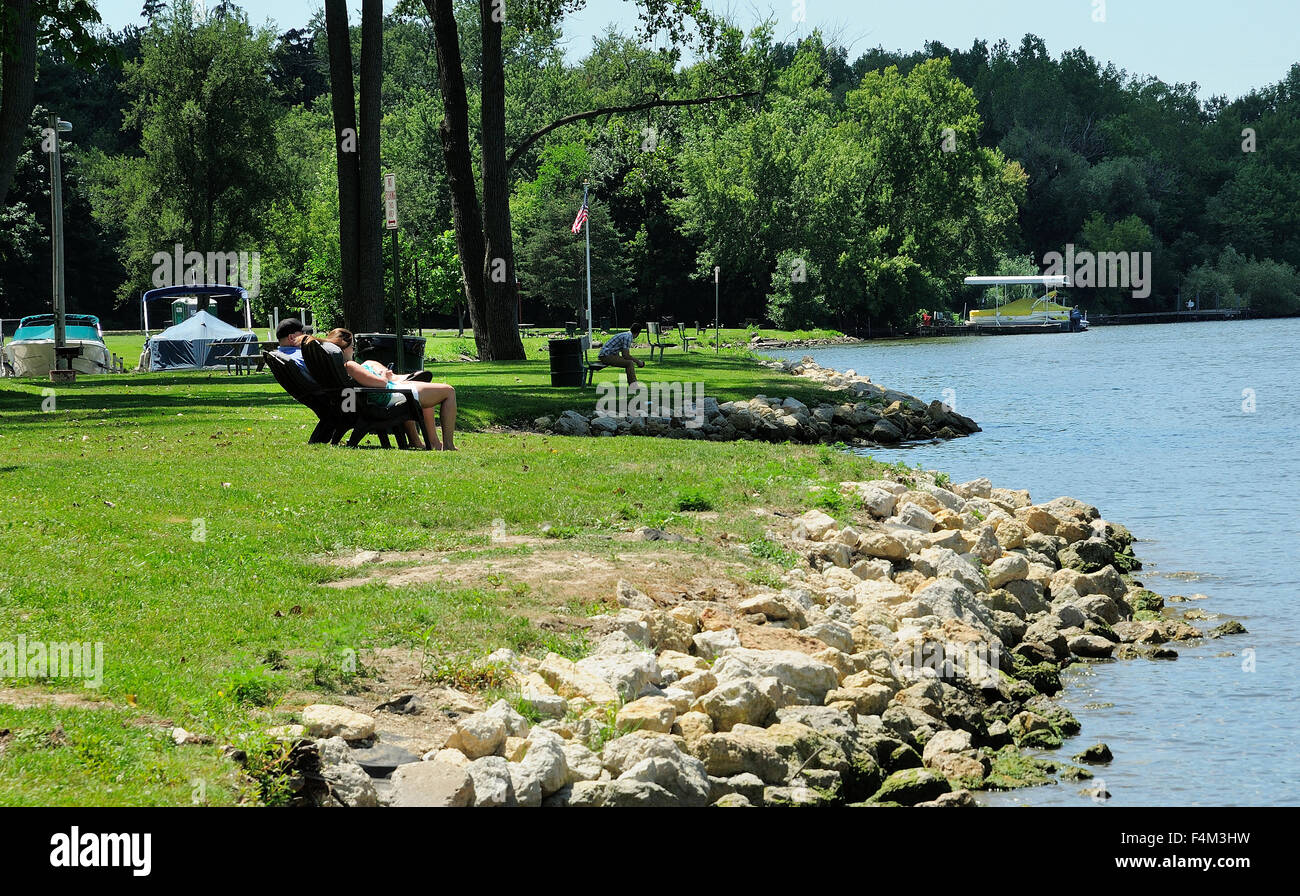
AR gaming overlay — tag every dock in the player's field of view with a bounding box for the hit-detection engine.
[1089,309,1247,326]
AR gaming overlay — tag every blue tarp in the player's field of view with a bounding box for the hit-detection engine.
[146,310,256,370]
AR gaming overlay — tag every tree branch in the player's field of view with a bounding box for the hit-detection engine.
[507,91,757,169]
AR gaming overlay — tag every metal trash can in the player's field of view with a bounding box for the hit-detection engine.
[548,337,584,387]
[354,333,427,374]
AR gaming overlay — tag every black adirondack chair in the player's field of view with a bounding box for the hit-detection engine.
[298,341,432,449]
[263,350,348,444]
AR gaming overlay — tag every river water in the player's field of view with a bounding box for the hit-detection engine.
[772,318,1299,807]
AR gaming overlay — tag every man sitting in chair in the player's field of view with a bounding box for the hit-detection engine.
[598,323,645,384]
[276,318,312,377]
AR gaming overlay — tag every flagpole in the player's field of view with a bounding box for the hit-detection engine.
[583,179,593,346]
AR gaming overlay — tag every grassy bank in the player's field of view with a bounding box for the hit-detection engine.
[0,347,901,805]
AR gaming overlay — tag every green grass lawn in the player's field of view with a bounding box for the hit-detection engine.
[0,348,900,805]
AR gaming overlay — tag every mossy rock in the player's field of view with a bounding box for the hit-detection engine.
[1133,609,1162,622]
[1129,589,1164,613]
[1017,728,1064,749]
[1111,549,1141,573]
[886,742,923,772]
[1058,765,1094,782]
[1007,654,1062,695]
[1025,698,1081,736]
[947,771,988,792]
[844,753,884,802]
[985,746,1055,790]
[872,767,952,805]
[1059,541,1117,573]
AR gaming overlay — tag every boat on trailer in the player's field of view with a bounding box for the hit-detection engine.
[2,313,114,376]
[962,275,1088,334]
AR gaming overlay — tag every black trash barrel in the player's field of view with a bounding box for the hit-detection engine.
[549,337,584,387]
[355,333,427,374]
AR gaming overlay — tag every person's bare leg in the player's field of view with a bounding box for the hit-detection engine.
[415,383,455,450]
[438,385,457,449]
[403,419,425,449]
[421,406,442,449]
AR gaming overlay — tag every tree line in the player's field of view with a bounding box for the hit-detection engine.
[2,2,1297,351]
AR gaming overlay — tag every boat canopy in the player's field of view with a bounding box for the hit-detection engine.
[142,284,249,304]
[12,314,104,343]
[969,295,1073,320]
[963,276,1071,288]
[143,283,251,332]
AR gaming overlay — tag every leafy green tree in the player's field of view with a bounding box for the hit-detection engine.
[766,249,824,328]
[84,5,285,302]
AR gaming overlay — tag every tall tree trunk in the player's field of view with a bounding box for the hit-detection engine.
[323,0,362,329]
[356,0,384,332]
[425,0,490,354]
[476,0,525,360]
[0,0,38,208]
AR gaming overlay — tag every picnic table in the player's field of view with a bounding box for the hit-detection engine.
[217,341,277,375]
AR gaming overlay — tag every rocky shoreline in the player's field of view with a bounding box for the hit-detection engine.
[224,472,1245,807]
[536,357,980,445]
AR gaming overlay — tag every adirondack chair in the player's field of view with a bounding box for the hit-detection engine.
[299,340,433,449]
[263,350,348,444]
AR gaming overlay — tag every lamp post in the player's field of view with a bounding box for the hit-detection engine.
[48,114,73,377]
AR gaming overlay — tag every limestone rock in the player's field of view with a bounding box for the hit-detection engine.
[693,730,790,784]
[388,761,475,807]
[301,704,376,741]
[1069,634,1116,658]
[316,737,380,807]
[616,696,677,734]
[538,653,620,705]
[562,741,605,784]
[698,678,779,731]
[858,532,908,561]
[673,711,715,745]
[794,509,837,541]
[987,554,1029,589]
[693,628,741,661]
[896,504,938,532]
[445,712,507,760]
[711,648,841,705]
[465,756,515,807]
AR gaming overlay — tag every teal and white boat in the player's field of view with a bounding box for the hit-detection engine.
[2,313,114,376]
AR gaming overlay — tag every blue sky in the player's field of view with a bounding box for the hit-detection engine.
[92,0,1299,100]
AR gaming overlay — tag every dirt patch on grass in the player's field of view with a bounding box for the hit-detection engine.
[323,541,757,611]
[0,688,116,711]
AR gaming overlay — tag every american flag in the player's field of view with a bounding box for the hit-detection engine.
[571,202,589,234]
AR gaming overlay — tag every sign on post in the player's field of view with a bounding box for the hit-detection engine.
[383,173,398,230]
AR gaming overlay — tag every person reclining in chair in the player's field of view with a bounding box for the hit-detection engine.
[317,328,458,451]
[276,318,313,378]
[598,323,644,384]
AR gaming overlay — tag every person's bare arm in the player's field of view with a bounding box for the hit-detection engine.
[344,360,389,387]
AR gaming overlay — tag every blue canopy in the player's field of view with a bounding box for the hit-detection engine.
[146,310,256,370]
[142,284,249,304]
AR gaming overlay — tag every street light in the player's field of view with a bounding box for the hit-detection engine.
[48,114,72,377]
